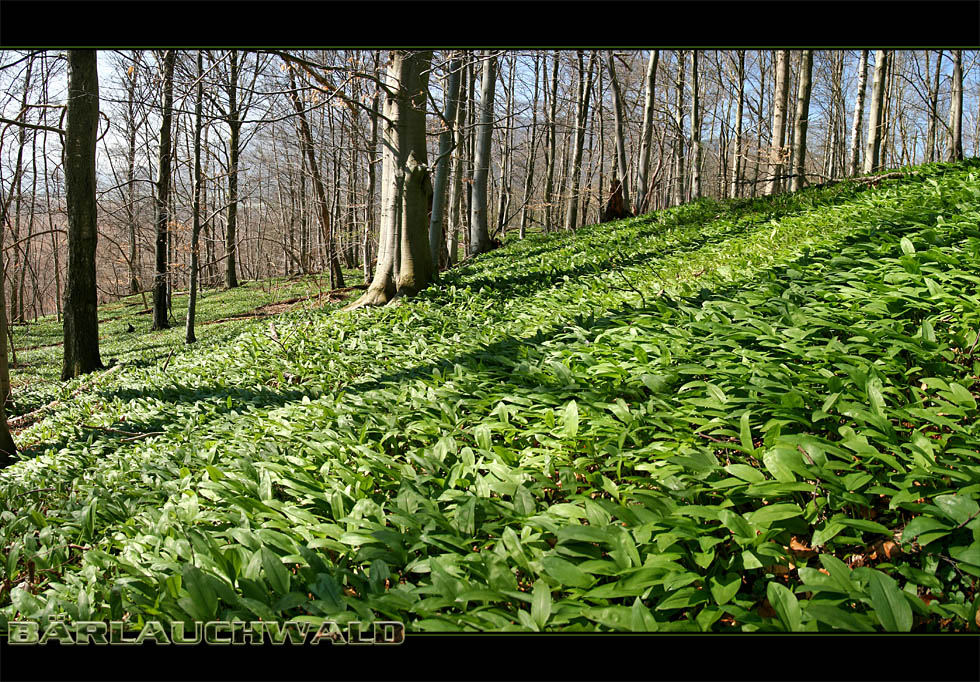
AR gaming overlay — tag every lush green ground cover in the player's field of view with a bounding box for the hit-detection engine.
[2,161,979,632]
[7,269,361,416]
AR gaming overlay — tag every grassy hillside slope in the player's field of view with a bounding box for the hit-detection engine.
[2,160,979,632]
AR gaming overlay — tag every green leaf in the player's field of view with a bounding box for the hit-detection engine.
[946,383,977,410]
[933,494,980,526]
[181,565,218,621]
[766,582,802,632]
[900,237,915,255]
[541,556,592,588]
[531,581,552,628]
[862,569,912,632]
[709,573,741,606]
[563,400,579,439]
[739,411,754,452]
[261,546,291,595]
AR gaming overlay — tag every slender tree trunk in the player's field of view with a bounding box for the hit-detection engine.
[519,53,541,238]
[186,52,204,344]
[847,50,869,176]
[428,53,462,271]
[62,50,104,379]
[288,66,345,289]
[566,51,597,229]
[224,51,242,288]
[672,50,686,205]
[864,50,888,174]
[605,50,632,213]
[151,50,175,330]
[790,50,813,192]
[689,50,701,199]
[636,49,660,213]
[765,50,790,195]
[469,51,497,256]
[926,50,942,163]
[948,49,963,162]
[730,50,745,198]
[543,52,559,232]
[447,53,468,265]
[126,52,141,294]
[0,252,16,464]
[364,59,380,283]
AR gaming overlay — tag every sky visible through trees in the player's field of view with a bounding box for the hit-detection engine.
[0,49,976,322]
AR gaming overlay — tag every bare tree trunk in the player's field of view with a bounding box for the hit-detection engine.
[689,50,701,199]
[225,51,241,289]
[428,53,462,270]
[62,50,104,379]
[864,50,888,174]
[364,55,381,283]
[925,50,942,163]
[126,52,141,294]
[566,51,597,230]
[790,50,813,192]
[730,50,745,198]
[186,51,204,344]
[519,52,541,238]
[151,50,175,330]
[636,49,659,213]
[543,52,559,232]
[0,252,16,464]
[846,50,869,176]
[948,49,963,162]
[348,50,434,308]
[765,50,790,195]
[605,50,632,213]
[672,50,686,205]
[447,53,468,265]
[287,66,345,289]
[469,51,496,256]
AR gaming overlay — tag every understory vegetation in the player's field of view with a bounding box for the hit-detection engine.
[1,160,979,632]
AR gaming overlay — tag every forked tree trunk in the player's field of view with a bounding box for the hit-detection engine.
[789,49,813,192]
[469,51,496,256]
[565,51,596,230]
[62,49,104,379]
[864,50,888,174]
[429,53,462,269]
[605,50,632,214]
[730,50,745,198]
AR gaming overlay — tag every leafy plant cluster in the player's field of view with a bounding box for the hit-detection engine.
[1,161,979,632]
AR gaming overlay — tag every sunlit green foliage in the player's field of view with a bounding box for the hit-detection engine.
[2,161,979,632]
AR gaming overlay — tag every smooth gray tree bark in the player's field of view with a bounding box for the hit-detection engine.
[186,51,205,344]
[469,51,497,256]
[636,49,659,213]
[565,51,596,230]
[789,50,813,192]
[765,50,790,195]
[864,50,888,174]
[429,53,462,270]
[847,50,869,176]
[947,50,963,161]
[605,50,632,214]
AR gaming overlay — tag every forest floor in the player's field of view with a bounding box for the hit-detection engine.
[1,160,979,632]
